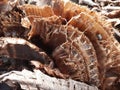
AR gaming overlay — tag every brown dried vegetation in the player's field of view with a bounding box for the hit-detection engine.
[0,0,120,90]
[26,0,120,89]
[29,19,100,86]
[18,4,54,23]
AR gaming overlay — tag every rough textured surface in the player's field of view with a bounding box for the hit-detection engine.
[19,4,54,23]
[0,69,98,90]
[0,37,52,65]
[0,0,120,90]
[29,18,100,86]
[67,12,120,88]
[0,7,28,37]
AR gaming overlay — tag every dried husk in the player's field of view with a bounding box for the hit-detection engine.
[67,12,120,89]
[52,0,112,35]
[28,18,100,86]
[0,0,119,89]
[18,4,54,23]
[28,15,67,38]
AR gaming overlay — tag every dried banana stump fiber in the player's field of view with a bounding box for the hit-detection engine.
[0,0,120,90]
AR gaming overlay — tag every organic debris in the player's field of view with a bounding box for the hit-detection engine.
[0,0,120,90]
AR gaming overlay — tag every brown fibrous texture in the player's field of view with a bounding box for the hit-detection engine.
[28,15,67,38]
[3,0,119,89]
[28,18,100,86]
[67,8,120,90]
[18,4,54,23]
